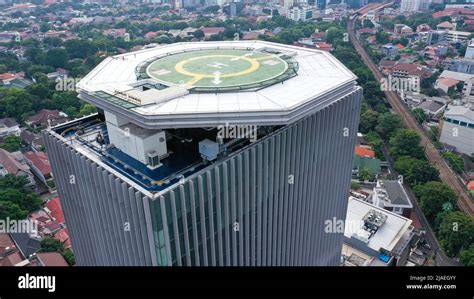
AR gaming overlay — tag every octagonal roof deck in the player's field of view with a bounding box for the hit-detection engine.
[77,41,359,128]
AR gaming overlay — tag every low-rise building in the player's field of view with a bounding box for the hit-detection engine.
[440,105,474,156]
[371,178,413,218]
[381,43,399,59]
[23,151,52,186]
[0,118,20,138]
[342,198,415,266]
[0,149,35,188]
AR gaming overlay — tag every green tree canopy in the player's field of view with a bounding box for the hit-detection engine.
[413,181,457,223]
[376,113,403,139]
[437,211,474,257]
[0,135,21,152]
[389,129,425,159]
[460,243,474,266]
[394,156,439,187]
[40,237,65,253]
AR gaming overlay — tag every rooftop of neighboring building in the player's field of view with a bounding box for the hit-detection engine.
[36,252,68,266]
[0,149,32,177]
[377,179,412,207]
[25,109,68,127]
[24,151,52,177]
[45,197,65,224]
[9,233,41,259]
[355,145,375,158]
[0,117,18,128]
[443,104,474,122]
[344,198,413,254]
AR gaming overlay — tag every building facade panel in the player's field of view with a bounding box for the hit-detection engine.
[45,84,361,266]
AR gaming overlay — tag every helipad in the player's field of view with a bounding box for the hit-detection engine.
[144,49,289,89]
[77,41,359,128]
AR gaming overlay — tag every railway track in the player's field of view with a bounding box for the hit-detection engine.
[347,17,474,216]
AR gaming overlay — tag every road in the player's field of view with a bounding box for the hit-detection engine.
[347,16,474,217]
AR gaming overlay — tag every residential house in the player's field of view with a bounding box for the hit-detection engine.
[353,145,381,177]
[371,178,413,218]
[25,109,69,129]
[200,27,225,39]
[23,151,53,187]
[0,118,20,138]
[0,149,35,188]
[381,43,399,59]
[20,130,45,152]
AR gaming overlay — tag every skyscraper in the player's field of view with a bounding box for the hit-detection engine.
[44,41,362,266]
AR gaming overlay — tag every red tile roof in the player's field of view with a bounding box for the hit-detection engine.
[467,180,474,192]
[36,252,68,266]
[54,228,69,244]
[201,27,225,35]
[46,197,65,223]
[355,146,375,158]
[24,151,51,176]
[0,149,31,176]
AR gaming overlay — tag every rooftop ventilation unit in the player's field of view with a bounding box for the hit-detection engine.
[362,209,388,233]
[147,150,161,170]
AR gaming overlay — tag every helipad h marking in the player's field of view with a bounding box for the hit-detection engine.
[175,54,260,79]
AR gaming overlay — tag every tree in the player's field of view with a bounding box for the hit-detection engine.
[45,48,69,69]
[0,88,35,122]
[0,174,29,190]
[389,129,425,159]
[362,19,374,28]
[0,201,28,220]
[359,109,379,133]
[0,135,21,152]
[359,167,374,182]
[0,188,42,213]
[413,181,457,223]
[376,113,402,139]
[411,108,427,124]
[78,103,97,117]
[442,152,465,174]
[460,244,474,266]
[62,248,75,266]
[437,211,474,257]
[351,181,361,190]
[193,29,204,39]
[394,156,439,187]
[40,237,65,253]
[365,131,384,159]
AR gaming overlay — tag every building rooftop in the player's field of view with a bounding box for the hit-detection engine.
[379,180,411,206]
[344,198,413,254]
[77,41,357,128]
[444,105,474,122]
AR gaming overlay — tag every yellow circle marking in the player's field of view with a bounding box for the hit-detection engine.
[175,54,260,80]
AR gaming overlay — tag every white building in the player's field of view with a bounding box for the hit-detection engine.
[440,105,474,156]
[342,198,415,266]
[400,0,432,13]
[287,6,314,21]
[0,118,20,138]
[465,39,474,59]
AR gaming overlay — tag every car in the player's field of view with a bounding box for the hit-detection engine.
[419,239,431,250]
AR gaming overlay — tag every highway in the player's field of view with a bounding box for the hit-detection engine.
[347,15,474,217]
